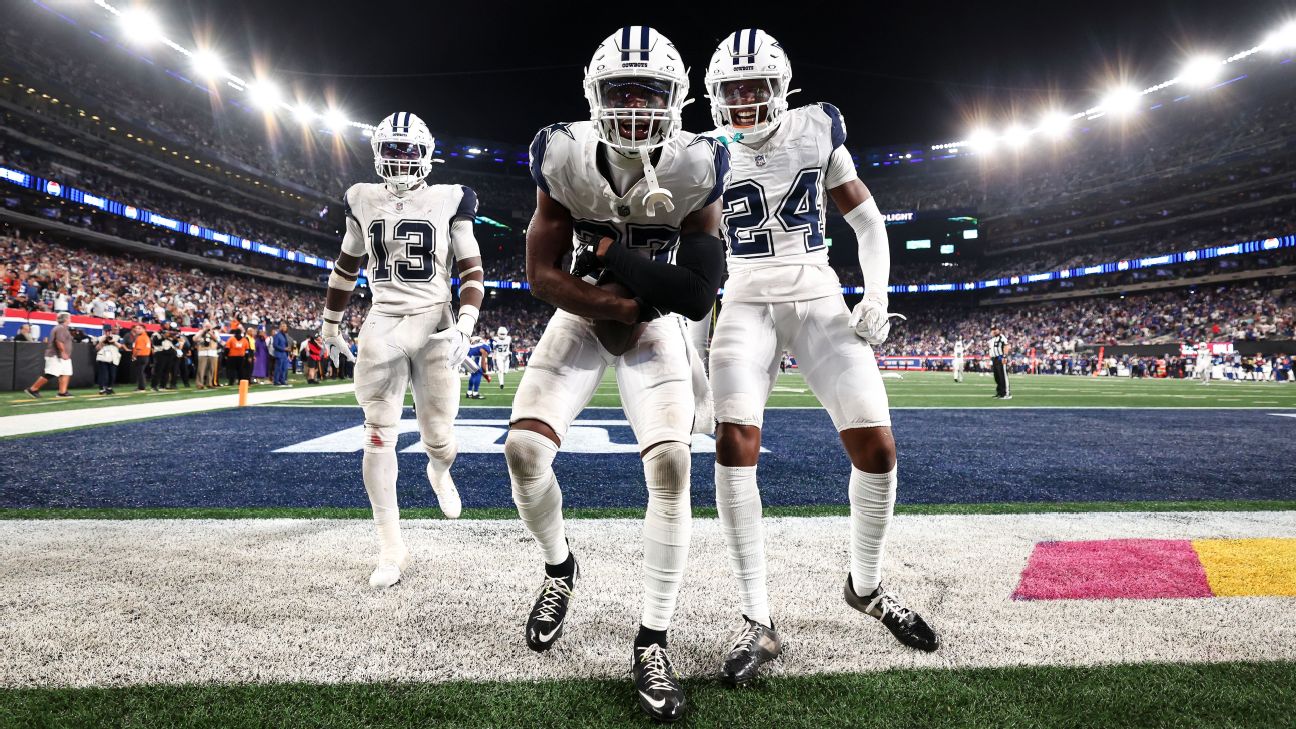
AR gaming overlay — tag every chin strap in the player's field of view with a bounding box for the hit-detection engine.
[640,155,674,218]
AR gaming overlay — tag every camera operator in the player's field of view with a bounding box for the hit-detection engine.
[94,324,123,395]
[173,325,192,388]
[150,324,177,391]
[194,323,220,389]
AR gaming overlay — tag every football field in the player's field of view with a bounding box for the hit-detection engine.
[1,370,1294,727]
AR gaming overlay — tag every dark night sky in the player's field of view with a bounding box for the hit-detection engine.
[50,1,1296,146]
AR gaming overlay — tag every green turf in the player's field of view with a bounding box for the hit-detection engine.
[2,661,1291,728]
[0,371,331,417]
[270,370,1296,410]
[4,499,1292,521]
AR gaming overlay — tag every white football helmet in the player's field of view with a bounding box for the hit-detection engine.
[371,112,435,191]
[497,326,508,337]
[706,29,793,142]
[583,26,690,155]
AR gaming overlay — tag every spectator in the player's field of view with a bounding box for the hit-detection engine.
[24,311,73,398]
[13,323,33,342]
[250,326,270,385]
[272,322,291,387]
[304,334,323,384]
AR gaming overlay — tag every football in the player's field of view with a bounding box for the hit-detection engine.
[593,280,647,356]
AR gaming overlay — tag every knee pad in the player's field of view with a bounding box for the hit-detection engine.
[422,435,456,467]
[643,441,691,514]
[504,429,558,484]
[363,422,398,453]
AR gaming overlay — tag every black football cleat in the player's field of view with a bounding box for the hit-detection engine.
[633,642,687,723]
[844,575,940,652]
[525,559,579,652]
[719,616,783,687]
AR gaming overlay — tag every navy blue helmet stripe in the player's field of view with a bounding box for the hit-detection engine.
[621,26,631,61]
[731,30,741,65]
[639,25,649,61]
[747,28,757,63]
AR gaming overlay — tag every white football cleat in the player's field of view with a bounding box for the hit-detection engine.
[427,463,462,519]
[369,547,410,590]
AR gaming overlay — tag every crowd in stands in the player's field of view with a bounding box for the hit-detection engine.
[880,279,1296,357]
[0,231,363,331]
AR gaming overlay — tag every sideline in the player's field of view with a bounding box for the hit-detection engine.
[0,384,355,438]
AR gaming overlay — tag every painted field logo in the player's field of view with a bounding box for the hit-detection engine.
[275,418,768,455]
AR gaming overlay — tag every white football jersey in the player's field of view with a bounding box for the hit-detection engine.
[340,182,478,316]
[493,335,512,355]
[713,103,848,302]
[953,340,965,358]
[529,120,728,280]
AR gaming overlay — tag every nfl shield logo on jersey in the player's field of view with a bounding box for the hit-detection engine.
[617,204,631,217]
[755,154,767,167]
[395,201,404,211]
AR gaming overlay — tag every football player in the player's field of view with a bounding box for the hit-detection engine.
[953,338,965,382]
[322,111,485,589]
[465,335,492,399]
[508,26,727,723]
[492,326,512,389]
[704,29,939,687]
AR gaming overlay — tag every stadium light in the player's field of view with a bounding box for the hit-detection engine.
[323,108,348,132]
[1039,111,1071,139]
[1100,87,1141,116]
[119,7,163,46]
[247,80,281,111]
[1003,125,1029,149]
[292,104,317,125]
[190,49,226,81]
[1179,56,1223,87]
[967,128,997,153]
[1262,21,1296,51]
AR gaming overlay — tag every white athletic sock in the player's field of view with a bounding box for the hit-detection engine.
[362,449,404,558]
[505,429,568,565]
[715,464,770,627]
[848,465,897,596]
[641,442,692,632]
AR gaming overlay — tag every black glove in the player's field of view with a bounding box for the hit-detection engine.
[569,244,603,280]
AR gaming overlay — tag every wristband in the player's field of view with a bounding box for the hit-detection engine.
[327,270,357,292]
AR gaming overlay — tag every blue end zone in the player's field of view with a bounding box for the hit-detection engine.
[1,408,1293,509]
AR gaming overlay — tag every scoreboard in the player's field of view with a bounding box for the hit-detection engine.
[883,210,980,263]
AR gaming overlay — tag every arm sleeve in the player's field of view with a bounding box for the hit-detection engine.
[449,219,481,261]
[601,231,725,322]
[824,145,858,189]
[843,196,890,305]
[702,141,730,208]
[339,186,366,258]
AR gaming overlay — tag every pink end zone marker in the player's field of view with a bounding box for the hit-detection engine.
[1012,538,1214,600]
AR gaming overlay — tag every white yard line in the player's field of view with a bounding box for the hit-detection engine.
[0,384,356,438]
[1,511,1292,688]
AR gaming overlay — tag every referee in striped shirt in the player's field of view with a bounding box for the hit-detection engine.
[990,327,1011,399]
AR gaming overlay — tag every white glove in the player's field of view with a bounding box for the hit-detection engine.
[320,321,352,367]
[849,298,906,346]
[429,328,470,370]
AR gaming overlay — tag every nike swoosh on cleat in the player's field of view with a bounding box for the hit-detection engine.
[537,624,561,643]
[639,691,667,709]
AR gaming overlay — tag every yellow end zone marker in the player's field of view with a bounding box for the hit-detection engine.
[1193,538,1296,597]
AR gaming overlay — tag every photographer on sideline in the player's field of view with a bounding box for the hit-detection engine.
[94,323,123,395]
[195,323,220,389]
[130,324,151,391]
